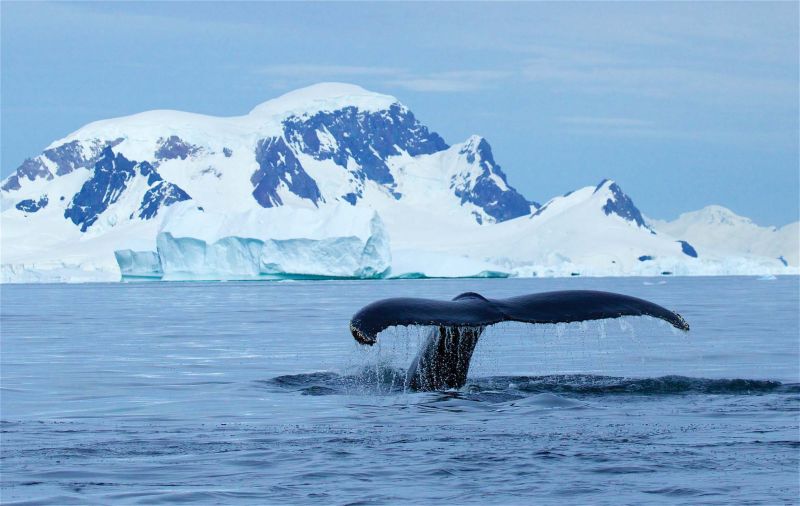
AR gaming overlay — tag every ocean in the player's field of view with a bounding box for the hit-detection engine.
[1,276,798,504]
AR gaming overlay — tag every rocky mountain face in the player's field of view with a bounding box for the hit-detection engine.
[2,84,529,232]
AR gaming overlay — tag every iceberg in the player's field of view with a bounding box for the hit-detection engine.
[114,202,391,280]
[114,250,163,279]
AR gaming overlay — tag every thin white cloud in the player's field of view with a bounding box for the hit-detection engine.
[257,64,402,77]
[556,115,664,140]
[388,78,482,92]
[257,47,795,103]
[469,4,797,66]
[255,66,512,93]
[558,123,794,150]
[390,70,512,92]
[521,48,796,104]
[555,113,794,150]
[558,116,653,128]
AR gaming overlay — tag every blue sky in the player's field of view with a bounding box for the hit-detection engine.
[2,2,798,225]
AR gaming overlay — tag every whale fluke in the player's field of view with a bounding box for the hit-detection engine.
[349,290,689,391]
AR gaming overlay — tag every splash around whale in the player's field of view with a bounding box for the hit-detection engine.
[349,290,690,391]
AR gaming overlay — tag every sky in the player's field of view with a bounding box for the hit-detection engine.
[1,2,798,226]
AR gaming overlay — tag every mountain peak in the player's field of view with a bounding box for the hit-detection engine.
[591,179,650,229]
[680,205,754,227]
[458,135,492,163]
[249,82,401,117]
[594,178,614,191]
[461,134,486,148]
[450,136,531,223]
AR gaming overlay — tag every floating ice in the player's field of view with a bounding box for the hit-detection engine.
[113,202,391,280]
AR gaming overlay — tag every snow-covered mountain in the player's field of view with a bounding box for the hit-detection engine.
[649,206,798,267]
[1,83,796,282]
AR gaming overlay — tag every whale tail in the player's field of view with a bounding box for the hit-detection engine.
[405,325,485,391]
[349,290,689,391]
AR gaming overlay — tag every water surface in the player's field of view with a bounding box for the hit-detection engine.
[2,277,798,504]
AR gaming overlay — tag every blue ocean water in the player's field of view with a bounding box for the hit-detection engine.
[1,276,798,505]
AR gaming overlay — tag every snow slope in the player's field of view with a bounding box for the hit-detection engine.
[649,206,798,267]
[387,179,792,278]
[1,83,796,282]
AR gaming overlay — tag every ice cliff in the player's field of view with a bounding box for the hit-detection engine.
[114,203,391,280]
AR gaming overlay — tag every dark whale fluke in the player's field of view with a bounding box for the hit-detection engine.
[350,290,689,391]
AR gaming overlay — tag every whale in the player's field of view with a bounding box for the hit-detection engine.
[350,290,689,391]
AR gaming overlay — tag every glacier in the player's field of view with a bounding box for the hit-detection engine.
[114,202,391,281]
[1,82,797,283]
[114,250,163,279]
